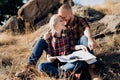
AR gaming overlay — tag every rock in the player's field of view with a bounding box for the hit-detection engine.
[0,16,17,33]
[90,15,120,39]
[99,15,120,33]
[0,16,25,34]
[72,5,105,22]
[90,21,106,36]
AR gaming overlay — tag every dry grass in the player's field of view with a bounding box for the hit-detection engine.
[113,34,120,46]
[95,34,120,54]
[0,29,120,80]
[0,24,51,80]
[0,33,17,46]
[92,2,120,15]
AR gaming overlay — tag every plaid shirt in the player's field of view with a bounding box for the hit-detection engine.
[45,30,75,56]
[66,15,90,42]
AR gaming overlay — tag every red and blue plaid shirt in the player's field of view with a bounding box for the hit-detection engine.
[45,30,75,56]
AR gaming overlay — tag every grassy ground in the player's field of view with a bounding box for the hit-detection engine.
[0,2,120,80]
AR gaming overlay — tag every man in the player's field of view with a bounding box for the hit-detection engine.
[17,4,99,80]
[58,4,101,80]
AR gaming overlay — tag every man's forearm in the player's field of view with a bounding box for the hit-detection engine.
[84,27,93,41]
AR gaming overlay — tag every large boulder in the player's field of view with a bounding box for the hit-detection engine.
[18,0,59,30]
[72,5,105,22]
[91,15,120,39]
[99,15,120,33]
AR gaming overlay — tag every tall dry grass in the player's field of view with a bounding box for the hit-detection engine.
[92,2,120,15]
[0,24,51,79]
[0,33,17,46]
[95,34,120,54]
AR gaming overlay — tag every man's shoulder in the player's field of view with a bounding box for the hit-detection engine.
[74,15,87,23]
[74,15,84,19]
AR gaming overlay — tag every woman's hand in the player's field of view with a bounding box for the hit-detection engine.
[75,45,88,52]
[49,57,57,62]
[43,32,51,40]
[47,56,57,62]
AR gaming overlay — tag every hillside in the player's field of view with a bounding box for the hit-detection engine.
[0,1,120,80]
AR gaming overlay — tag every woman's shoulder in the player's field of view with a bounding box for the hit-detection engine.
[43,32,52,40]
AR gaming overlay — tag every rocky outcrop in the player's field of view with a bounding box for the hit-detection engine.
[72,5,105,22]
[99,15,120,32]
[92,15,120,39]
[90,21,106,36]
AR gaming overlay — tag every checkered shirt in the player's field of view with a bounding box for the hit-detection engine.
[45,30,75,56]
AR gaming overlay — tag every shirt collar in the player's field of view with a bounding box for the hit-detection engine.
[66,15,77,27]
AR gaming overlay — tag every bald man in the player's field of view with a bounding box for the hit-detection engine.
[57,4,101,80]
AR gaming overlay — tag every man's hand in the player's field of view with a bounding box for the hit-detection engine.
[88,39,97,50]
[43,32,51,40]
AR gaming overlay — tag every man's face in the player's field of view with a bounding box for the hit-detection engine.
[58,9,73,24]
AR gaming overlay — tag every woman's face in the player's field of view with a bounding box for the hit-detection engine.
[55,17,66,30]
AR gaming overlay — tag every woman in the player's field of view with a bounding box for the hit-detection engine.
[38,14,87,79]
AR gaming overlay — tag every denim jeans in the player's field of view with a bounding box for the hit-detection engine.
[38,61,59,77]
[77,35,94,54]
[28,36,94,74]
[28,38,48,65]
[38,60,84,77]
[61,61,84,72]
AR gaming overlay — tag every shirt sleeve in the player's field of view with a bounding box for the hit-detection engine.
[45,38,53,56]
[79,17,90,30]
[69,30,75,50]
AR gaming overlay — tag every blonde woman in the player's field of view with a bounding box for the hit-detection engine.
[38,14,85,79]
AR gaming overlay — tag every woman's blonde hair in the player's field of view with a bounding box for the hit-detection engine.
[49,14,60,30]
